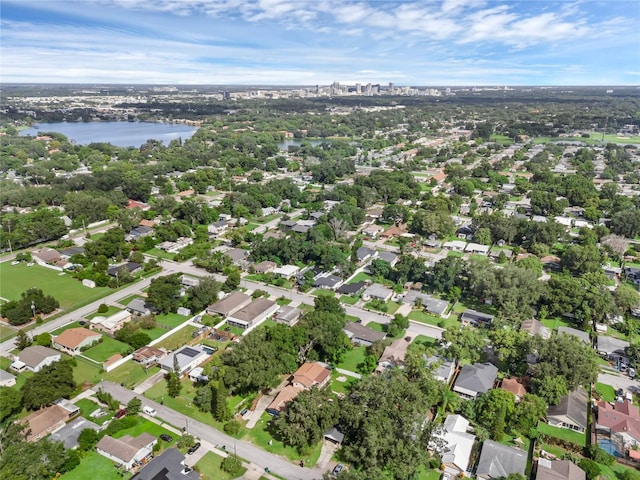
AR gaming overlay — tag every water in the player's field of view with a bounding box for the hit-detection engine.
[20,121,199,148]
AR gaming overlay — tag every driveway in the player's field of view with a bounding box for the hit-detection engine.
[98,382,317,480]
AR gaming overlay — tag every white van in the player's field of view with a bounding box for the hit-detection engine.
[143,406,157,417]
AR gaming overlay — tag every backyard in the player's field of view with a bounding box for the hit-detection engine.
[104,363,161,389]
[60,451,126,480]
[82,336,132,363]
[0,263,111,311]
[154,325,199,350]
[336,345,367,373]
[537,422,586,447]
[196,451,245,480]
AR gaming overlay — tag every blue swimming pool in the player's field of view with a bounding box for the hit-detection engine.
[598,438,622,457]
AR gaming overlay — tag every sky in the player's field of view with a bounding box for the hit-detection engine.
[1,0,639,86]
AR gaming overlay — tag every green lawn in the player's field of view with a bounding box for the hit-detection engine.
[244,412,321,466]
[595,382,616,402]
[0,323,16,342]
[336,346,367,373]
[83,337,131,363]
[154,326,198,350]
[146,247,177,260]
[339,295,359,305]
[156,313,190,329]
[75,397,113,425]
[348,272,373,284]
[330,370,358,395]
[117,294,141,306]
[447,250,464,258]
[366,322,384,332]
[0,263,112,311]
[408,310,445,327]
[196,451,239,480]
[73,356,103,387]
[537,422,586,446]
[104,363,160,389]
[541,317,573,330]
[87,306,124,319]
[60,451,126,480]
[112,417,177,445]
[0,355,13,370]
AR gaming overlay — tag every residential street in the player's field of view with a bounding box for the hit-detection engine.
[98,382,319,480]
[597,371,640,394]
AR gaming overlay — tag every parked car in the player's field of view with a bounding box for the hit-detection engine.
[159,434,173,442]
[240,408,248,416]
[143,406,157,417]
[333,464,344,476]
[11,261,20,265]
[629,367,636,379]
[115,409,126,419]
[187,442,201,454]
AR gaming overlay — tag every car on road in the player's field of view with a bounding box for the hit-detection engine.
[616,388,624,397]
[333,464,344,476]
[187,442,201,454]
[143,406,157,417]
[159,434,173,442]
[629,367,636,379]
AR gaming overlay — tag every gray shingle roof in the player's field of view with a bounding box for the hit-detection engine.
[476,440,527,478]
[454,363,498,395]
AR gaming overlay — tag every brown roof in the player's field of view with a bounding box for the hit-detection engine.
[536,460,586,480]
[97,435,140,463]
[139,219,156,227]
[209,292,251,316]
[229,297,276,322]
[17,345,60,368]
[253,261,277,273]
[33,247,61,263]
[381,225,407,238]
[520,318,551,339]
[596,399,640,441]
[291,362,331,388]
[267,385,303,413]
[22,405,68,440]
[133,346,165,361]
[501,378,527,398]
[54,327,101,349]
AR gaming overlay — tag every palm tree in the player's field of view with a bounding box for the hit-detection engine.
[439,388,461,414]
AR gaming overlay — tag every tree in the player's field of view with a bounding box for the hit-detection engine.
[21,360,75,410]
[410,210,456,238]
[0,438,80,480]
[0,387,22,422]
[474,389,515,440]
[560,244,602,276]
[194,384,213,412]
[513,394,547,433]
[186,276,220,312]
[33,332,51,347]
[147,274,182,313]
[369,259,392,279]
[212,378,231,422]
[77,428,100,451]
[223,268,241,293]
[473,227,492,246]
[578,458,601,480]
[314,295,344,315]
[442,327,485,363]
[275,387,339,452]
[14,329,32,350]
[614,284,640,315]
[220,455,244,476]
[126,397,142,416]
[531,374,568,406]
[167,355,182,398]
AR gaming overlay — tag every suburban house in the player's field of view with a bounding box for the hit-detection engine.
[427,356,456,384]
[324,427,345,446]
[557,326,591,344]
[434,414,476,477]
[401,291,450,317]
[22,400,79,442]
[595,399,640,449]
[362,283,393,302]
[475,440,527,480]
[273,264,300,279]
[501,378,527,402]
[362,224,384,239]
[96,433,157,472]
[0,369,16,387]
[89,310,132,335]
[337,281,366,296]
[377,250,399,267]
[453,363,499,399]
[596,335,630,362]
[226,297,278,330]
[547,388,589,433]
[464,243,489,255]
[133,346,166,368]
[252,260,277,274]
[274,305,303,326]
[313,274,343,290]
[356,246,377,263]
[126,298,154,316]
[224,248,249,267]
[535,459,586,480]
[52,327,101,355]
[107,262,142,277]
[380,225,407,239]
[267,362,331,415]
[60,246,84,260]
[207,291,252,317]
[11,345,61,373]
[460,309,494,327]
[343,322,386,347]
[32,247,62,265]
[158,345,209,376]
[376,336,412,372]
[443,240,466,251]
[520,318,551,340]
[131,448,200,480]
[291,362,332,390]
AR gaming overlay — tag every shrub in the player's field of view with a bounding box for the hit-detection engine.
[221,455,244,476]
[578,458,601,480]
[223,420,242,436]
[97,303,109,314]
[585,444,616,466]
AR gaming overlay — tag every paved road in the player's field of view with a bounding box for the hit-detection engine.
[598,371,640,394]
[99,382,319,480]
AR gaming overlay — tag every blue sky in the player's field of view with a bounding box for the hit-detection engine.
[1,0,638,85]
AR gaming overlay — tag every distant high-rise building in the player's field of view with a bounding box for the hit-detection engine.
[355,83,361,94]
[388,82,394,93]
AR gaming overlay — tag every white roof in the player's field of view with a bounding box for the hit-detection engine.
[273,264,300,276]
[90,310,130,330]
[437,415,476,472]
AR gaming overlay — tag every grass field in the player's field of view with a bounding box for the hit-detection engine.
[0,263,111,311]
[330,370,358,395]
[408,310,446,327]
[337,346,367,373]
[112,417,177,445]
[541,317,573,330]
[73,356,102,387]
[156,313,190,329]
[75,398,113,425]
[87,306,123,319]
[339,295,359,305]
[347,272,373,284]
[595,382,616,402]
[196,451,239,480]
[154,325,198,350]
[83,337,131,362]
[0,323,16,342]
[60,451,125,480]
[104,363,160,389]
[532,134,640,145]
[146,247,177,260]
[537,422,586,446]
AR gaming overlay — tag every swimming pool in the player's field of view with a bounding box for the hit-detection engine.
[598,438,622,457]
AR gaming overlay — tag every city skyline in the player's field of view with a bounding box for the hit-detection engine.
[1,0,639,86]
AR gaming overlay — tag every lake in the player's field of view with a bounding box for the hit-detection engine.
[20,121,199,148]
